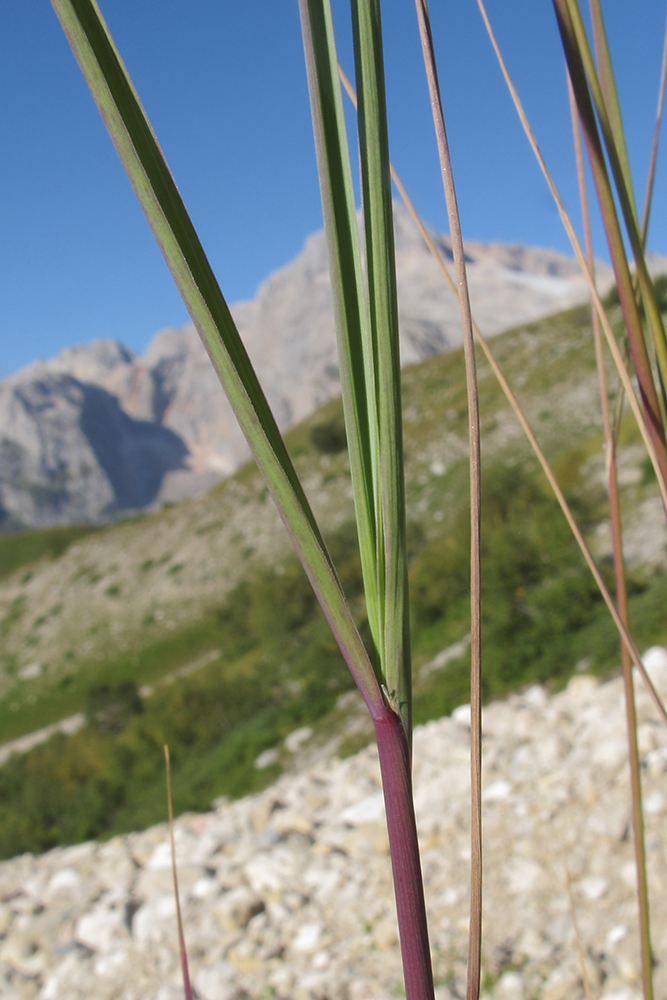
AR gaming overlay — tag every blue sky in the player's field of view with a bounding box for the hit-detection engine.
[1,1,667,378]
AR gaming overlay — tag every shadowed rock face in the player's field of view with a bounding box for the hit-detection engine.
[0,372,188,529]
[79,385,189,512]
[0,204,619,529]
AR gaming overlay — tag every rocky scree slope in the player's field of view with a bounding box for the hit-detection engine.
[0,204,613,530]
[0,301,665,746]
[0,651,666,1000]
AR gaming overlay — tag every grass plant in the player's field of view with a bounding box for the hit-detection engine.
[34,1,667,998]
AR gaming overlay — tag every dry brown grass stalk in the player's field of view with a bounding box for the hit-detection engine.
[411,3,482,997]
[569,72,655,1000]
[165,745,193,1000]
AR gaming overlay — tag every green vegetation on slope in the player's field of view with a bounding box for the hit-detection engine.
[0,522,106,581]
[0,304,625,737]
[0,453,664,860]
[0,524,364,857]
[0,302,664,858]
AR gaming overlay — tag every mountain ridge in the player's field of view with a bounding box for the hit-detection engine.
[0,204,616,530]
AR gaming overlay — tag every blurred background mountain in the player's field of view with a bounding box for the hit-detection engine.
[0,205,615,530]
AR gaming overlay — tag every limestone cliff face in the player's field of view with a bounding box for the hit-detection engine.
[0,367,188,529]
[0,205,613,528]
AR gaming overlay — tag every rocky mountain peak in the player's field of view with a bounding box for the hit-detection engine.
[0,206,616,530]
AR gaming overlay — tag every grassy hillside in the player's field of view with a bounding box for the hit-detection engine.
[0,301,665,858]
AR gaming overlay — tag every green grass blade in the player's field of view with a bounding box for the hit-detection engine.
[352,0,411,735]
[51,0,384,719]
[587,0,637,222]
[554,0,667,487]
[565,0,667,416]
[640,11,667,245]
[297,0,383,670]
[564,0,639,233]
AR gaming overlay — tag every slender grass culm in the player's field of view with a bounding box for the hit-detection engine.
[411,5,482,998]
[568,70,654,1000]
[164,745,193,1000]
[44,1,667,998]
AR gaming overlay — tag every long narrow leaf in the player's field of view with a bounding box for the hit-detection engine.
[641,8,667,245]
[564,0,667,421]
[587,0,637,223]
[51,0,385,719]
[297,0,383,675]
[352,0,411,735]
[553,0,667,490]
[300,9,434,998]
[587,0,667,421]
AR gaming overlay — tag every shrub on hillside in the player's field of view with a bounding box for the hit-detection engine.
[310,416,347,454]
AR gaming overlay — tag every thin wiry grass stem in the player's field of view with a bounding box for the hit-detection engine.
[476,0,667,518]
[412,4,482,998]
[476,347,667,724]
[565,871,594,1000]
[164,746,193,1000]
[641,6,667,246]
[620,623,655,1000]
[339,63,667,731]
[569,78,654,1000]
